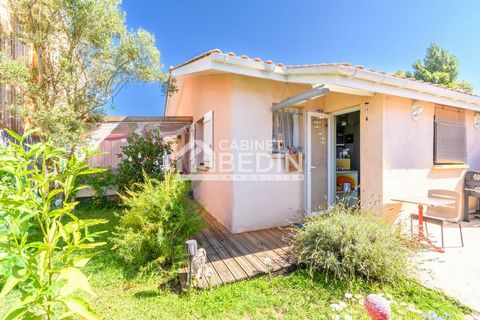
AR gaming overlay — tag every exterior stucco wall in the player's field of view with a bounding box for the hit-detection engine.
[382,95,480,219]
[165,74,234,229]
[230,76,310,232]
[166,71,480,231]
[359,94,385,210]
[229,76,381,232]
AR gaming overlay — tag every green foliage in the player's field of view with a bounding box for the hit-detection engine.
[112,172,203,269]
[0,53,29,86]
[291,204,411,283]
[2,206,468,320]
[77,168,119,207]
[396,43,473,92]
[0,130,107,319]
[116,129,172,191]
[2,0,174,149]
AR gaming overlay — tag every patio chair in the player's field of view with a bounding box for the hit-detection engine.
[410,189,464,248]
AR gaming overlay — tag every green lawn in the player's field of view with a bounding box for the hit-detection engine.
[1,205,471,319]
[78,205,470,320]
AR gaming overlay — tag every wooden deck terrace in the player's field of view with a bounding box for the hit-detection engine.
[182,213,294,289]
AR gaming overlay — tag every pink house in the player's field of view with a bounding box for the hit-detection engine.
[165,49,480,233]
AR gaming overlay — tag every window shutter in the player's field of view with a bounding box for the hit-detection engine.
[189,123,197,172]
[203,111,214,168]
[434,105,466,164]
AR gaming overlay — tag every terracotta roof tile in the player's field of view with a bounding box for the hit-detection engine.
[171,49,479,98]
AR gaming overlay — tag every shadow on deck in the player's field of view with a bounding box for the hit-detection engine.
[181,213,295,289]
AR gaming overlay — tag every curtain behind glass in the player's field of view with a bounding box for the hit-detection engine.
[273,110,298,153]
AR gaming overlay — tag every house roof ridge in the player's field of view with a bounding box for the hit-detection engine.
[170,49,480,98]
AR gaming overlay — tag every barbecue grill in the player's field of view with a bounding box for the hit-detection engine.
[463,171,480,222]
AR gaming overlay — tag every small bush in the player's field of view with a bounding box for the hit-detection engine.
[76,167,118,207]
[116,129,172,191]
[112,172,203,269]
[290,204,411,283]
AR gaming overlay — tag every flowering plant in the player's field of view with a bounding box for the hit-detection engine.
[116,129,172,191]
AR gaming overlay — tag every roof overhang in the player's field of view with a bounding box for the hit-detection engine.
[171,53,480,111]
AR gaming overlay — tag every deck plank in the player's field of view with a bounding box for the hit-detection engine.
[184,213,294,289]
[211,219,285,270]
[201,227,248,280]
[203,215,276,272]
[240,232,289,269]
[234,232,284,270]
[196,232,235,285]
[206,220,268,273]
[204,227,259,277]
[194,232,221,287]
[264,227,290,244]
[249,230,290,262]
[255,229,289,251]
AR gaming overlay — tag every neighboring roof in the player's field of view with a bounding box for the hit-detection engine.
[104,116,192,123]
[90,116,192,148]
[170,49,480,111]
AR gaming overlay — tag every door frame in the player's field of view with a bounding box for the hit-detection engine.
[331,105,362,205]
[305,111,335,216]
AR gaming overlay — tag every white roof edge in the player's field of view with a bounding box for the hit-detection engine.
[171,53,480,111]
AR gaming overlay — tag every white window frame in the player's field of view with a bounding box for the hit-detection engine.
[202,110,214,168]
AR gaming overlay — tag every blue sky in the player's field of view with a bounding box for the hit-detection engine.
[109,0,480,116]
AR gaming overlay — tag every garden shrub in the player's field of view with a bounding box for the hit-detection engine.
[0,130,107,319]
[116,129,172,191]
[112,172,203,269]
[77,168,118,207]
[290,204,411,283]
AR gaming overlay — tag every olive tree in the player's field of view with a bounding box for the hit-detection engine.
[0,0,173,149]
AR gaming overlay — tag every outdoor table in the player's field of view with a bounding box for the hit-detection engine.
[391,196,455,253]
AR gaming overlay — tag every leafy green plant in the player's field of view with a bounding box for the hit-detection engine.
[112,172,203,270]
[77,168,118,207]
[4,206,467,320]
[0,130,107,319]
[116,129,172,191]
[290,203,411,283]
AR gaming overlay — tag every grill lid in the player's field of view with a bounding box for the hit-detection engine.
[464,171,480,193]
